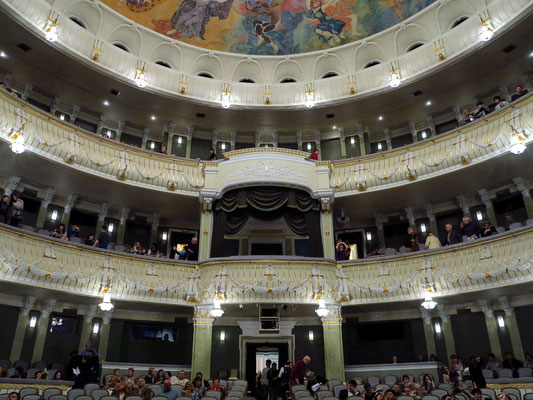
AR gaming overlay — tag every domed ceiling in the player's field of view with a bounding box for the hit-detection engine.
[103,0,436,55]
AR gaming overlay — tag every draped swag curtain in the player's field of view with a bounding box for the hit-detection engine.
[211,187,323,257]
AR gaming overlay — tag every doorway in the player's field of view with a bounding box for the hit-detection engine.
[167,229,198,257]
[244,342,289,396]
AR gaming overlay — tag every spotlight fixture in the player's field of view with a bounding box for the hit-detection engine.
[103,100,110,106]
[59,114,65,121]
[98,292,114,311]
[332,125,336,129]
[315,299,329,317]
[51,210,58,221]
[420,223,426,233]
[221,143,226,150]
[177,136,183,144]
[0,51,6,58]
[211,299,224,317]
[29,316,38,328]
[162,231,168,241]
[476,211,483,221]
[377,143,383,150]
[150,142,155,149]
[92,322,100,334]
[425,100,432,106]
[366,231,372,241]
[221,83,231,109]
[308,330,314,341]
[151,115,156,121]
[307,143,312,151]
[220,330,226,341]
[378,116,383,121]
[389,61,402,88]
[421,293,437,310]
[108,223,114,233]
[529,51,533,58]
[350,137,355,145]
[421,131,427,139]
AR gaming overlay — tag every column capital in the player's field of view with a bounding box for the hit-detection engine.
[321,306,342,325]
[71,105,80,121]
[142,128,149,143]
[230,131,236,146]
[477,299,494,318]
[498,296,513,316]
[338,127,345,141]
[255,132,261,147]
[513,177,530,198]
[4,176,22,196]
[64,194,78,214]
[41,299,57,318]
[408,121,417,136]
[319,193,334,211]
[41,187,56,209]
[419,307,432,325]
[314,130,321,145]
[51,97,61,115]
[424,203,435,221]
[187,125,194,140]
[168,122,177,135]
[296,131,303,148]
[120,207,130,225]
[437,304,451,323]
[193,305,215,325]
[117,121,125,135]
[98,202,109,222]
[22,83,33,101]
[84,305,98,323]
[456,195,470,216]
[152,212,161,229]
[22,296,37,315]
[478,189,494,206]
[374,213,383,230]
[102,309,114,325]
[272,132,278,147]
[404,207,415,226]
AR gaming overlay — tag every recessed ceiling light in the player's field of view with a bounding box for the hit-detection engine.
[151,115,156,121]
[333,125,336,129]
[529,51,533,58]
[378,116,383,121]
[426,100,432,106]
[0,51,6,58]
[103,100,109,106]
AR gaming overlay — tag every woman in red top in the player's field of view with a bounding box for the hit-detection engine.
[208,377,227,397]
[309,149,319,160]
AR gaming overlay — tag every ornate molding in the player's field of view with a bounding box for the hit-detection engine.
[498,296,513,316]
[321,306,342,325]
[119,207,130,225]
[193,305,215,325]
[477,299,494,318]
[437,304,451,323]
[40,187,56,209]
[102,309,114,325]
[22,295,36,315]
[64,194,78,214]
[84,304,97,324]
[41,299,57,318]
[419,307,432,325]
[513,177,531,198]
[4,176,21,197]
[98,202,109,223]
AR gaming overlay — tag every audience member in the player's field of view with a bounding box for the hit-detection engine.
[81,342,97,356]
[335,241,350,260]
[0,194,10,223]
[485,353,502,377]
[462,109,475,124]
[8,192,24,227]
[123,367,135,381]
[310,149,319,160]
[480,221,497,237]
[524,353,533,368]
[67,224,80,238]
[33,370,48,379]
[50,223,67,239]
[209,148,217,160]
[361,384,376,400]
[10,367,26,379]
[261,359,272,400]
[191,377,206,400]
[268,362,280,400]
[84,234,96,246]
[401,375,412,394]
[208,377,227,397]
[470,354,486,388]
[403,227,419,252]
[511,85,529,101]
[408,384,424,400]
[471,388,483,400]
[449,354,465,385]
[93,225,110,249]
[444,224,463,246]
[277,360,291,400]
[347,379,360,397]
[161,146,167,154]
[421,374,434,393]
[155,369,165,384]
[7,393,20,400]
[460,217,481,239]
[502,352,523,378]
[291,355,311,385]
[53,371,64,380]
[425,232,441,249]
[137,378,154,400]
[493,96,509,111]
[160,379,180,400]
[504,214,515,231]
[185,237,199,261]
[472,101,491,119]
[175,370,189,386]
[0,366,5,378]
[144,368,156,384]
[384,389,398,400]
[305,371,327,393]
[391,355,399,364]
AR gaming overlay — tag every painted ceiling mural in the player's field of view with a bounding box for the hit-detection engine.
[104,0,436,55]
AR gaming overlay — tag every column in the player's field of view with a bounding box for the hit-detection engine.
[452,106,463,125]
[272,132,278,148]
[186,126,193,158]
[95,202,109,236]
[70,105,80,122]
[419,307,437,357]
[10,296,36,362]
[375,213,385,246]
[61,194,78,227]
[78,305,97,353]
[150,213,160,245]
[142,128,149,149]
[36,187,56,229]
[424,204,438,235]
[314,131,321,159]
[3,176,21,196]
[50,97,61,116]
[191,305,214,377]
[199,198,214,261]
[404,207,415,227]
[513,178,533,218]
[321,306,345,380]
[117,207,130,245]
[96,115,106,136]
[383,129,392,150]
[212,130,219,152]
[408,122,418,143]
[167,122,176,154]
[320,209,334,259]
[498,297,524,358]
[358,134,366,156]
[426,117,437,138]
[437,305,456,360]
[21,83,33,101]
[296,132,303,151]
[456,195,470,218]
[478,189,498,226]
[116,121,125,142]
[499,86,511,101]
[98,310,114,361]
[478,300,503,360]
[338,128,346,157]
[31,299,57,364]
[230,132,236,151]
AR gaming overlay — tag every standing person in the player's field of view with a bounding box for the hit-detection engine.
[277,360,291,400]
[209,148,217,160]
[425,232,442,249]
[460,217,481,239]
[8,192,24,227]
[268,362,279,400]
[502,352,523,378]
[261,360,272,400]
[404,226,419,252]
[185,237,199,261]
[93,225,111,249]
[444,223,463,246]
[291,355,311,385]
[470,355,486,389]
[0,194,10,223]
[309,149,319,160]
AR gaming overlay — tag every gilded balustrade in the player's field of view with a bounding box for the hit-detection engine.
[1,224,531,307]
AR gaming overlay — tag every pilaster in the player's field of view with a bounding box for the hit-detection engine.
[95,202,109,235]
[437,305,456,360]
[78,305,98,353]
[230,132,236,151]
[191,305,215,377]
[374,213,385,246]
[199,197,214,261]
[3,176,21,197]
[419,307,437,357]
[478,300,502,360]
[355,123,366,156]
[98,310,114,361]
[36,187,56,229]
[117,207,130,245]
[513,178,533,218]
[61,194,78,227]
[150,213,160,245]
[314,130,321,158]
[142,128,149,149]
[404,207,415,227]
[186,126,193,158]
[456,195,470,218]
[424,203,438,235]
[498,297,524,358]
[426,116,437,137]
[296,132,303,151]
[32,299,57,363]
[408,121,418,143]
[167,122,176,154]
[338,128,346,157]
[383,128,392,150]
[116,121,125,141]
[10,296,36,362]
[321,306,345,380]
[478,189,497,226]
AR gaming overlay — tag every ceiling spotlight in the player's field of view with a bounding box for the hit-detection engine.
[98,292,114,312]
[425,100,432,106]
[378,116,383,121]
[315,299,329,317]
[333,125,336,129]
[0,51,6,58]
[529,51,533,58]
[103,100,110,106]
[151,115,156,121]
[421,131,427,139]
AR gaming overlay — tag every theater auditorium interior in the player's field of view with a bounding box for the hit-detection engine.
[0,1,532,400]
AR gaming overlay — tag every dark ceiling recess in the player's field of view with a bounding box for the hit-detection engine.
[196,113,206,119]
[17,43,31,52]
[326,113,335,119]
[110,89,121,96]
[411,90,423,97]
[502,44,517,53]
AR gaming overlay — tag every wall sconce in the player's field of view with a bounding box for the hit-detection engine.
[59,114,65,121]
[10,132,25,154]
[497,316,505,328]
[220,330,226,341]
[366,231,372,241]
[177,136,183,144]
[377,143,383,150]
[389,61,402,88]
[150,142,155,149]
[29,316,38,328]
[92,322,100,334]
[421,131,427,139]
[476,211,483,221]
[433,39,446,61]
[162,231,168,241]
[221,143,226,150]
[51,210,58,221]
[92,39,104,62]
[350,137,355,145]
[434,322,441,334]
[308,330,314,341]
[264,85,272,105]
[347,75,356,95]
[179,74,189,95]
[420,223,426,233]
[221,83,231,109]
[306,143,312,151]
[305,83,315,108]
[108,223,114,233]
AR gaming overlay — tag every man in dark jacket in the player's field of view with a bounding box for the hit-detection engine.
[444,224,463,246]
[461,217,481,239]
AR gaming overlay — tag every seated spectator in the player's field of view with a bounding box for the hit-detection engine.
[155,369,166,384]
[504,214,515,231]
[485,353,502,376]
[175,370,189,386]
[184,237,199,261]
[183,382,193,396]
[471,388,483,400]
[81,342,97,356]
[123,367,135,381]
[131,242,142,254]
[145,368,156,384]
[208,148,217,160]
[0,194,10,223]
[461,217,481,239]
[408,384,424,400]
[148,244,158,256]
[109,368,122,387]
[34,370,48,379]
[112,381,128,400]
[93,225,110,249]
[480,221,497,237]
[305,371,326,393]
[10,367,26,379]
[497,393,511,400]
[361,384,376,400]
[310,149,319,160]
[125,380,139,398]
[441,365,451,384]
[385,389,398,400]
[444,223,463,246]
[404,227,419,252]
[502,352,523,378]
[347,379,360,397]
[425,232,441,249]
[472,101,491,119]
[84,234,96,246]
[401,375,412,394]
[511,84,529,101]
[0,366,5,378]
[194,372,210,390]
[160,379,180,400]
[493,96,509,111]
[137,378,154,400]
[161,146,167,154]
[429,354,439,362]
[67,224,80,238]
[50,223,67,239]
[7,393,20,400]
[462,108,475,124]
[335,241,350,261]
[470,355,486,389]
[524,353,533,368]
[191,377,206,400]
[208,377,228,396]
[421,374,434,393]
[392,355,399,364]
[391,384,402,394]
[53,370,64,380]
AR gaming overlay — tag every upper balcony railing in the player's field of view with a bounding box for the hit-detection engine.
[1,0,531,108]
[0,223,531,307]
[1,90,532,199]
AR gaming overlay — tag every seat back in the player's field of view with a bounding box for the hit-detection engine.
[68,388,85,400]
[49,396,67,400]
[482,369,494,379]
[44,388,63,400]
[33,361,47,370]
[498,369,513,378]
[100,396,118,400]
[291,385,307,394]
[126,397,143,400]
[322,397,337,400]
[70,237,82,243]
[503,388,521,400]
[233,380,247,387]
[14,360,30,370]
[227,392,244,399]
[149,385,162,395]
[509,222,523,230]
[26,368,39,379]
[231,386,245,394]
[23,395,43,400]
[0,396,9,400]
[422,396,440,400]
[455,394,469,400]
[84,384,100,394]
[317,391,333,400]
[334,385,348,398]
[52,363,65,370]
[328,380,342,391]
[399,397,413,400]
[368,376,380,386]
[295,391,310,400]
[438,384,453,393]
[523,395,533,400]
[519,368,532,377]
[376,385,390,391]
[91,390,108,400]
[384,376,397,385]
[74,396,94,400]
[319,385,329,392]
[205,391,222,400]
[431,389,448,398]
[171,386,183,396]
[203,397,218,400]
[481,388,496,400]
[20,388,39,398]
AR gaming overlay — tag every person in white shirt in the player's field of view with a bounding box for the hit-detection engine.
[175,370,189,387]
[493,96,509,111]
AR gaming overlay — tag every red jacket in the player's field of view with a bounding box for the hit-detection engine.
[291,360,307,383]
